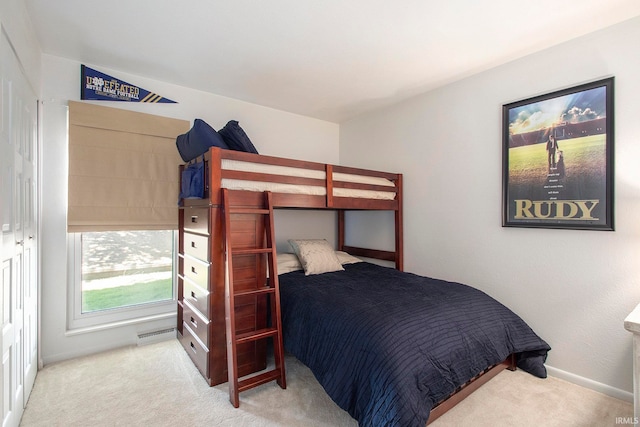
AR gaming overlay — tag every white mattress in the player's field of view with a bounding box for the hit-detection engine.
[221,159,396,200]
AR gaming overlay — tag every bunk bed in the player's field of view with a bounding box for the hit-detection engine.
[199,146,404,267]
[177,146,549,426]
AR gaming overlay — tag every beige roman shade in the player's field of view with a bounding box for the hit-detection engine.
[68,101,190,232]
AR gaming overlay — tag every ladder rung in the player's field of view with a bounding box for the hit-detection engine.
[235,287,275,297]
[237,369,282,392]
[230,208,270,215]
[231,248,273,255]
[236,327,279,344]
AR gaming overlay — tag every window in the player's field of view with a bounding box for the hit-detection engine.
[81,230,174,313]
[68,230,178,330]
[66,102,188,331]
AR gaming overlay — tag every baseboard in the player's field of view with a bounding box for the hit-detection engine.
[546,365,633,403]
[42,341,137,366]
[43,317,177,366]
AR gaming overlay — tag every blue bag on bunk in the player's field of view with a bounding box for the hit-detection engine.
[176,119,229,162]
[218,120,259,154]
[179,157,205,202]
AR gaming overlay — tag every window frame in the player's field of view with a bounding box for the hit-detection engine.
[66,231,178,332]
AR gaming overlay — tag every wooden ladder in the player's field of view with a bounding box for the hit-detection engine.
[222,189,286,407]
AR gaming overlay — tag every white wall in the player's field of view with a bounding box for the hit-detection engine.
[0,0,41,94]
[340,17,640,399]
[40,55,340,364]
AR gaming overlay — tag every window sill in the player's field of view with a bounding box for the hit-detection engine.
[65,310,176,337]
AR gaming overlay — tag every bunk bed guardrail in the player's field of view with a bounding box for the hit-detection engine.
[178,147,404,270]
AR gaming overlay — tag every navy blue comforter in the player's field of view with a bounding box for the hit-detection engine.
[279,262,550,427]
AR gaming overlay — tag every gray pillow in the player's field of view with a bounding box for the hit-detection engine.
[288,239,344,275]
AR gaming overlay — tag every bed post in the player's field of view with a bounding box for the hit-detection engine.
[395,174,404,271]
[326,164,334,208]
[507,353,517,371]
[337,210,345,251]
[209,147,223,205]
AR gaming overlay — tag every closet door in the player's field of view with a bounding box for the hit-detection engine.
[0,31,38,427]
[19,67,38,407]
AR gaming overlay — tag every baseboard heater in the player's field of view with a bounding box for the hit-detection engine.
[137,327,176,346]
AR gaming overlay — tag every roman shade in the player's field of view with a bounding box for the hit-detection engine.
[68,101,190,232]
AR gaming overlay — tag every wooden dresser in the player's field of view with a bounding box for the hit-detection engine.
[177,204,268,386]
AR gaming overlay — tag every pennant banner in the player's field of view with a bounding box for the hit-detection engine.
[81,65,177,103]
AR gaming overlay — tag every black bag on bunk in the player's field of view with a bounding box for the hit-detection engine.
[176,118,229,162]
[218,120,259,154]
[179,156,205,202]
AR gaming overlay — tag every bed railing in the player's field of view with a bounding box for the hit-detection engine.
[196,147,401,210]
[179,147,403,270]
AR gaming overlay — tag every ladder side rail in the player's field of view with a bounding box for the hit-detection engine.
[222,188,241,407]
[265,191,286,389]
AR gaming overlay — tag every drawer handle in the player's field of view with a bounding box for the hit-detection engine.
[191,241,197,248]
[190,341,197,354]
[191,291,197,300]
[191,266,197,274]
[190,316,197,328]
[191,216,198,223]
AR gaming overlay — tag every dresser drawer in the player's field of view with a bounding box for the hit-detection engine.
[180,324,209,379]
[183,208,209,235]
[183,300,210,348]
[182,277,210,318]
[183,232,209,262]
[183,256,210,289]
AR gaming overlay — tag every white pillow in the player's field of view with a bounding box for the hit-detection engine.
[276,253,303,274]
[335,251,362,265]
[288,239,345,276]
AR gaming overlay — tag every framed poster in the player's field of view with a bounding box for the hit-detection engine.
[502,77,614,230]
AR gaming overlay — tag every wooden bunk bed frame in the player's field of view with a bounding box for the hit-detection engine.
[195,147,405,270]
[177,146,516,424]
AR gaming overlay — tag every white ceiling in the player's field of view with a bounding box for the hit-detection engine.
[24,0,640,123]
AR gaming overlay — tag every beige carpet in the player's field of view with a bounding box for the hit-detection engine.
[21,339,631,426]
